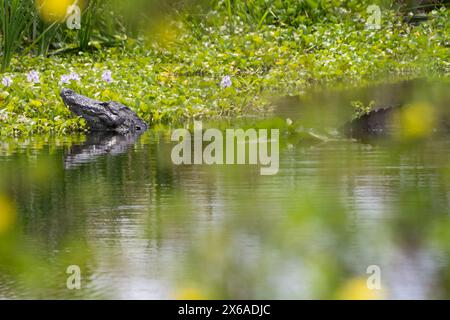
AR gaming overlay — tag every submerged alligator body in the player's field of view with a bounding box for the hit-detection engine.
[61,89,147,135]
[342,105,401,138]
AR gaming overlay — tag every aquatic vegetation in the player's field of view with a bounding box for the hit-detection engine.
[26,70,40,84]
[101,70,113,83]
[220,75,232,88]
[59,72,81,85]
[1,76,13,87]
[351,100,375,119]
[0,3,448,138]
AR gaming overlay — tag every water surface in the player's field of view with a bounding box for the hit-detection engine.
[1,80,449,299]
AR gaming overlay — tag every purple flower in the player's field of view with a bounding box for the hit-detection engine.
[69,72,81,81]
[27,70,40,84]
[59,74,70,85]
[59,72,80,85]
[1,76,12,87]
[102,70,113,83]
[220,75,232,88]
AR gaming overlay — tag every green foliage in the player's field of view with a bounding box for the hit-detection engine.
[0,0,34,71]
[208,0,394,28]
[79,0,97,51]
[0,0,129,71]
[0,3,449,136]
[351,100,375,119]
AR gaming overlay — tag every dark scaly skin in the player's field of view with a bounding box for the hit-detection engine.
[342,106,401,138]
[60,88,147,135]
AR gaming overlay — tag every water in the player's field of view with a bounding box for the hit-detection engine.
[0,80,449,299]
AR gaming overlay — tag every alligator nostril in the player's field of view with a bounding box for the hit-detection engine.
[61,88,74,96]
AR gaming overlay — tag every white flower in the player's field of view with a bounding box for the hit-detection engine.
[102,70,113,83]
[220,75,232,88]
[27,70,40,84]
[1,76,12,87]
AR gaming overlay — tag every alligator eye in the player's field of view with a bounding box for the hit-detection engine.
[135,126,141,131]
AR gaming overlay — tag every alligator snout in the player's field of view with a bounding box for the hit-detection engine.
[60,88,75,97]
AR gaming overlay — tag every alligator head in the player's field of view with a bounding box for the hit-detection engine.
[60,88,148,135]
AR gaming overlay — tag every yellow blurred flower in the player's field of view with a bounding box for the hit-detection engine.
[146,19,182,49]
[36,0,74,23]
[336,277,385,300]
[398,103,436,139]
[0,195,16,234]
[174,287,207,300]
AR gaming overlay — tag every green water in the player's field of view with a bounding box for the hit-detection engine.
[0,80,449,299]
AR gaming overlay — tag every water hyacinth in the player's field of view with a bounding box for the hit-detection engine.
[102,70,113,83]
[59,72,81,85]
[69,72,81,81]
[59,75,71,85]
[1,76,12,87]
[220,75,232,88]
[27,71,40,84]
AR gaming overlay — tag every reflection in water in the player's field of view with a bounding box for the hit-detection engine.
[64,132,144,169]
[0,80,449,299]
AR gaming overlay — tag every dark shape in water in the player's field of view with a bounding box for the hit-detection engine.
[342,105,401,139]
[64,132,142,169]
[60,88,148,135]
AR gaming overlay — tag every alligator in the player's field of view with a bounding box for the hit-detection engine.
[341,105,401,138]
[61,88,446,145]
[60,88,148,135]
[61,88,400,138]
[293,103,449,144]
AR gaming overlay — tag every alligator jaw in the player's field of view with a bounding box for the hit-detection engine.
[60,88,147,135]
